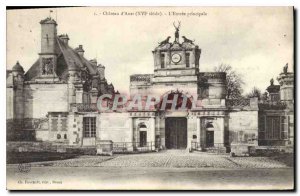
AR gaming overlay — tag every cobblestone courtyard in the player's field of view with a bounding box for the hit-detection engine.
[7,150,294,190]
[18,150,293,169]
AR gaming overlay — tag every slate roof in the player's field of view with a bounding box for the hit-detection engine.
[12,61,25,73]
[24,37,98,81]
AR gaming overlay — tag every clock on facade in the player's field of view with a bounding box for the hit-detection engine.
[171,53,181,63]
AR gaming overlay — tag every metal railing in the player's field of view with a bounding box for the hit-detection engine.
[191,141,229,154]
[112,142,156,153]
[70,103,98,112]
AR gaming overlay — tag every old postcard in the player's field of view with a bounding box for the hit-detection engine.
[6,7,294,190]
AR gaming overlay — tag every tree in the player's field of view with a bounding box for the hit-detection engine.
[246,87,262,100]
[214,64,244,99]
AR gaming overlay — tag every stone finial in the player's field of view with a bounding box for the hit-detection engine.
[270,78,274,86]
[283,63,288,74]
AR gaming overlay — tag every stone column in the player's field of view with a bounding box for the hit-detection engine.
[214,117,225,146]
[196,117,201,144]
[187,116,193,150]
[146,117,154,150]
[75,86,84,104]
[129,117,133,143]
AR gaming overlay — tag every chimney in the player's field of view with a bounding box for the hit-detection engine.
[76,45,85,57]
[59,34,69,45]
[89,59,97,66]
[97,64,105,80]
[40,17,57,54]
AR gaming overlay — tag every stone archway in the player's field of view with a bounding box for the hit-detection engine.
[157,90,194,111]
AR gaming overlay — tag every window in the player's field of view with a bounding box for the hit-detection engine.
[51,119,58,131]
[64,134,67,139]
[61,118,68,131]
[83,117,96,138]
[185,53,190,67]
[160,54,165,68]
[57,134,61,139]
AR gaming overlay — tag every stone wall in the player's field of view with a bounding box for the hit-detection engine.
[99,113,132,142]
[228,110,258,145]
[24,83,69,119]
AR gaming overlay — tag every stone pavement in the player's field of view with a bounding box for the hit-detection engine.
[26,149,291,169]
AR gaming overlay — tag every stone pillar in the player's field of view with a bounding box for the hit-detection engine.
[278,72,294,109]
[166,51,171,67]
[190,49,195,67]
[214,117,225,146]
[75,84,84,104]
[196,117,201,143]
[68,70,78,108]
[187,117,193,150]
[181,50,186,66]
[90,88,98,104]
[160,117,166,148]
[67,112,76,145]
[150,117,155,150]
[129,117,133,143]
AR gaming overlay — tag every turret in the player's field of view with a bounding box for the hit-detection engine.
[12,61,24,77]
[75,45,85,57]
[97,64,105,80]
[11,61,25,139]
[277,63,294,108]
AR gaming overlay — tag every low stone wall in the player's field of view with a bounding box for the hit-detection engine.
[230,144,293,157]
[6,141,97,155]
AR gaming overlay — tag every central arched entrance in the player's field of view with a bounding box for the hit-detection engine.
[165,117,187,149]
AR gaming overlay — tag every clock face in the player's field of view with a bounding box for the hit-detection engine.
[172,53,181,63]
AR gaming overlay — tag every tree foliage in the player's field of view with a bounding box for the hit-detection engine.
[246,87,262,100]
[214,64,244,99]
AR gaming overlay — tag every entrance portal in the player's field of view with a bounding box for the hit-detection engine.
[206,122,214,147]
[165,117,187,149]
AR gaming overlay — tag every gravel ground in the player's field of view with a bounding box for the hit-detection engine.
[21,150,292,169]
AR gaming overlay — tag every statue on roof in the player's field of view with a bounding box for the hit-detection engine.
[173,21,181,43]
[158,36,171,46]
[182,36,195,44]
[270,78,274,86]
[283,63,288,74]
[42,57,53,75]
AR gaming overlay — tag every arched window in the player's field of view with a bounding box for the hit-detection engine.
[57,134,61,139]
[64,134,67,139]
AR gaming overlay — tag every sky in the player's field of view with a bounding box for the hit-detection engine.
[7,7,293,94]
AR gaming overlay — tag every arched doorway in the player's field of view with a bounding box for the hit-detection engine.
[206,122,214,147]
[165,117,187,149]
[138,123,147,147]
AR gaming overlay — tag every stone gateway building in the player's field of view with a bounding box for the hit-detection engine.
[6,17,294,153]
